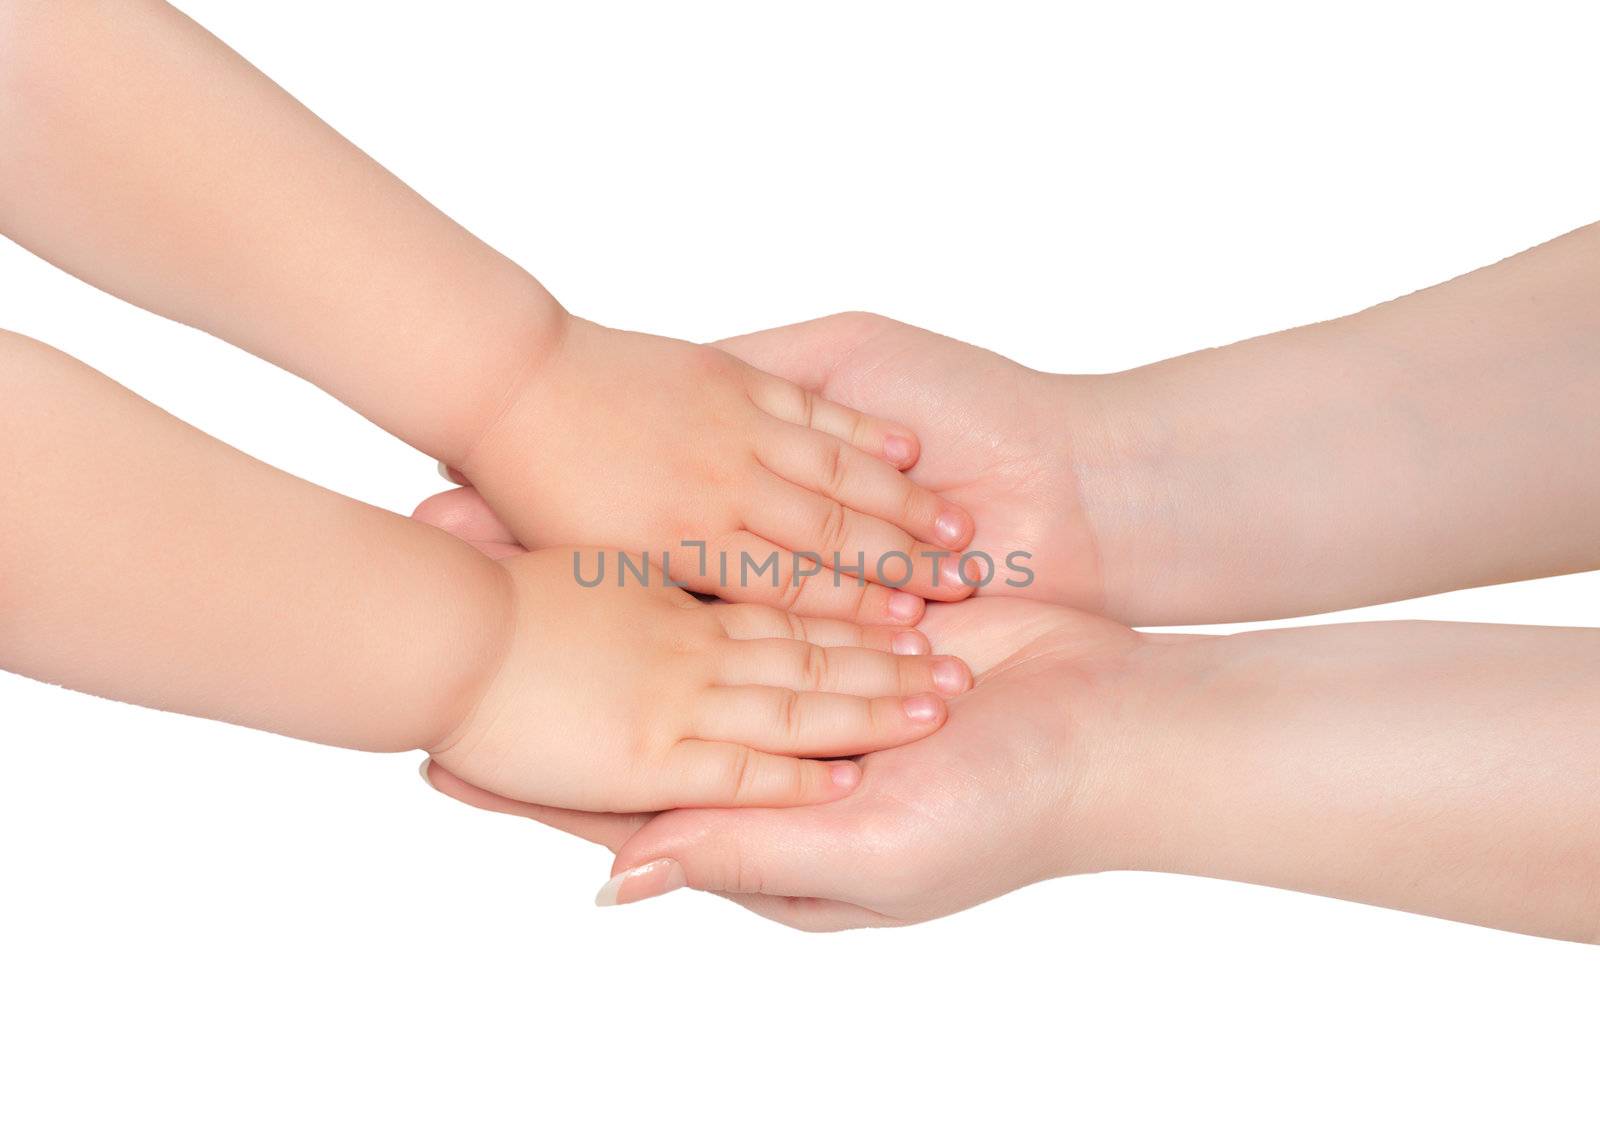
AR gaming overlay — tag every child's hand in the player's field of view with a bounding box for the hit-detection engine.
[457,320,979,627]
[429,548,971,812]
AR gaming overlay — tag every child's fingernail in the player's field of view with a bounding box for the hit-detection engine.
[830,760,861,790]
[904,693,942,723]
[891,630,929,656]
[887,592,923,622]
[595,859,687,907]
[932,658,968,696]
[938,554,974,589]
[934,510,970,548]
[883,434,915,465]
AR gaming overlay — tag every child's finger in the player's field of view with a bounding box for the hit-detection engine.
[758,420,972,551]
[697,531,926,627]
[743,475,977,601]
[665,741,862,807]
[716,638,971,699]
[691,686,946,756]
[742,368,921,469]
[410,486,520,546]
[712,602,930,654]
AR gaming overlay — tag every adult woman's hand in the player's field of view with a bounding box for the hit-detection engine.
[410,484,1150,930]
[710,228,1600,626]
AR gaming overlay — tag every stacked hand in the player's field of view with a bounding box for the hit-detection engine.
[3,3,1595,943]
[417,265,1600,942]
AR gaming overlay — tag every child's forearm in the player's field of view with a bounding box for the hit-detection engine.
[1116,620,1600,941]
[1087,223,1600,622]
[0,0,561,465]
[0,330,510,751]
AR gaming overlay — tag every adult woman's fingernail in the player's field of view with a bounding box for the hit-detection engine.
[594,859,687,907]
[418,758,435,788]
[829,760,861,790]
[883,434,915,466]
[934,510,970,548]
[891,630,929,655]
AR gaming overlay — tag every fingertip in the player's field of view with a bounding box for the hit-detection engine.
[936,554,979,596]
[930,656,971,697]
[828,759,861,792]
[903,692,944,725]
[886,590,925,625]
[882,431,918,468]
[594,858,688,907]
[933,507,973,549]
[891,629,930,656]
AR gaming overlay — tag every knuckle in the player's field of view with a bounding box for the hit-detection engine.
[774,570,807,612]
[814,499,849,554]
[818,439,850,496]
[847,580,874,623]
[760,378,807,424]
[848,410,871,451]
[801,643,830,690]
[726,744,760,802]
[772,687,804,743]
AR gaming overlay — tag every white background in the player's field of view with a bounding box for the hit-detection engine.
[2,0,1596,1123]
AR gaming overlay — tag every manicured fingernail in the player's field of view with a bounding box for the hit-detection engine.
[932,658,968,696]
[436,460,456,483]
[887,591,923,622]
[829,760,861,790]
[891,630,929,656]
[903,693,941,722]
[883,434,915,466]
[418,758,435,788]
[939,554,974,589]
[934,510,969,548]
[594,859,687,907]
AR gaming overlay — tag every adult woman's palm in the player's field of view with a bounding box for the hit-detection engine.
[421,582,1148,931]
[714,313,1117,611]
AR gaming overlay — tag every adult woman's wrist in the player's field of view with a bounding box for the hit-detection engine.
[1048,632,1220,882]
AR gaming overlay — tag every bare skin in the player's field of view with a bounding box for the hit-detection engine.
[711,222,1600,623]
[0,331,970,810]
[411,220,1600,940]
[0,0,973,619]
[417,490,1600,941]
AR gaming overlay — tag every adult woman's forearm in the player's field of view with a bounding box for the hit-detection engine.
[0,0,561,465]
[1121,620,1600,941]
[1087,223,1600,622]
[0,330,509,751]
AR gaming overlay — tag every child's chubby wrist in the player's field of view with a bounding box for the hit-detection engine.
[439,290,579,471]
[411,549,521,761]
[454,314,621,484]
